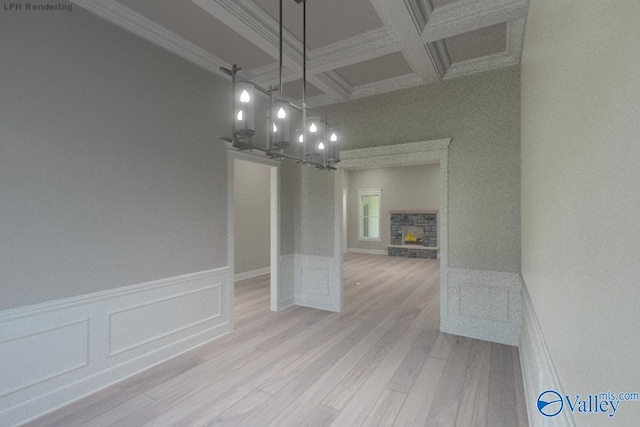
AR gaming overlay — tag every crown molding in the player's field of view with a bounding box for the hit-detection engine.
[443,16,525,79]
[71,0,528,108]
[69,0,230,78]
[313,71,353,102]
[404,0,432,34]
[425,40,450,80]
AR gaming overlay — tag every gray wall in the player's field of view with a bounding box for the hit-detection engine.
[0,4,229,310]
[521,1,640,425]
[317,67,521,272]
[295,167,335,257]
[233,160,270,274]
[279,160,299,257]
[345,164,439,251]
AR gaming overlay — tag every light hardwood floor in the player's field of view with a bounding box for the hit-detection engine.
[25,253,528,427]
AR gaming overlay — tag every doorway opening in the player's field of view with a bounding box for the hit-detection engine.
[336,139,450,324]
[230,156,280,324]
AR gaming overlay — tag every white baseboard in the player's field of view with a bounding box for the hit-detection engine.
[234,266,270,281]
[346,248,388,255]
[441,268,522,346]
[0,268,231,427]
[520,281,576,427]
[279,295,295,309]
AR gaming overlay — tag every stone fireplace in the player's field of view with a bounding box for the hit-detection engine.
[388,211,438,258]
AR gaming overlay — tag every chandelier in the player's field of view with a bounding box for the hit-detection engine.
[220,0,340,170]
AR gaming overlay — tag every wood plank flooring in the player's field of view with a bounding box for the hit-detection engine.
[25,253,528,427]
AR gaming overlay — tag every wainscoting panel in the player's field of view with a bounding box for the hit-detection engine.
[108,285,222,356]
[442,268,522,346]
[0,320,89,399]
[520,282,576,427]
[294,254,340,312]
[0,267,231,427]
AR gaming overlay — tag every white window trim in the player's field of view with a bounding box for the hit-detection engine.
[358,189,382,242]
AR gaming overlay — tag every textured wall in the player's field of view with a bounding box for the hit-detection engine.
[317,67,521,272]
[279,160,299,257]
[521,1,640,425]
[345,164,439,251]
[294,166,335,257]
[233,160,270,274]
[0,5,229,310]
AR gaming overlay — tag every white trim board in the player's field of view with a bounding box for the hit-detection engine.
[227,149,283,314]
[0,268,231,427]
[443,268,522,346]
[294,254,341,313]
[520,281,576,427]
[347,248,388,256]
[234,267,271,281]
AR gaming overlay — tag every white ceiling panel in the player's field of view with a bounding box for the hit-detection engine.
[72,0,529,105]
[334,52,413,87]
[118,0,275,70]
[256,0,384,50]
[443,22,507,63]
[281,78,324,101]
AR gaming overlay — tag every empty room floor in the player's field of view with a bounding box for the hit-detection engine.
[25,253,528,426]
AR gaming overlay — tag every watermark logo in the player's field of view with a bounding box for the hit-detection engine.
[537,389,640,419]
[538,390,564,417]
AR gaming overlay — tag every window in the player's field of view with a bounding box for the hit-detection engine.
[359,190,381,241]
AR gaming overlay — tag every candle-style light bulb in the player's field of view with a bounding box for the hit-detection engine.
[277,107,286,119]
[318,142,325,150]
[330,132,337,142]
[240,90,250,103]
[309,123,317,133]
[273,123,278,132]
[298,134,304,143]
[237,110,243,121]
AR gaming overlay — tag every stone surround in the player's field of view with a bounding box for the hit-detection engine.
[388,211,438,258]
[388,246,437,259]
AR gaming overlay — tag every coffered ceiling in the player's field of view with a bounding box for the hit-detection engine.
[70,0,528,107]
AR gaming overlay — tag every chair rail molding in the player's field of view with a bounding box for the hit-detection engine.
[0,268,231,427]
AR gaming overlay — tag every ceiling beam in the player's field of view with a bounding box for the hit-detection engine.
[192,0,350,102]
[367,0,443,84]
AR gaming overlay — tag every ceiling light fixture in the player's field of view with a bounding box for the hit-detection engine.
[219,0,340,170]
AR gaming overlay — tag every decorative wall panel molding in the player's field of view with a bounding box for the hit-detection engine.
[520,282,576,427]
[0,268,230,427]
[442,267,522,346]
[294,254,341,312]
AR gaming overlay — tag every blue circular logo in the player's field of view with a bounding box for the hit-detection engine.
[537,390,563,417]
